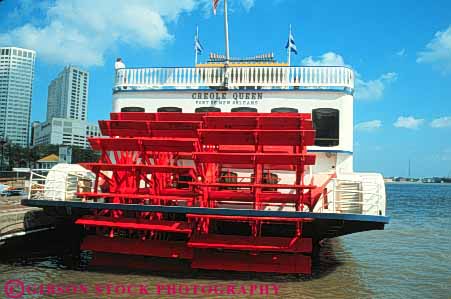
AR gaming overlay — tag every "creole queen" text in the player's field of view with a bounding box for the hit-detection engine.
[192,91,263,100]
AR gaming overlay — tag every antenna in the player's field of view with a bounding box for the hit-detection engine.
[408,159,411,178]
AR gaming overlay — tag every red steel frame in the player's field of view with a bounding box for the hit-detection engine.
[75,112,333,274]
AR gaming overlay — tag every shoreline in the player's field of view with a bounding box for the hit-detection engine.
[384,181,451,185]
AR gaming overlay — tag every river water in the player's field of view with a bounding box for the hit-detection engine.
[0,183,450,298]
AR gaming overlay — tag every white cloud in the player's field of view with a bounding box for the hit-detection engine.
[6,0,52,25]
[198,0,255,16]
[0,0,254,67]
[394,116,424,129]
[417,25,451,74]
[396,48,406,56]
[354,72,397,100]
[302,52,397,100]
[0,0,194,67]
[355,120,382,132]
[430,116,451,128]
[301,52,346,66]
[241,0,255,10]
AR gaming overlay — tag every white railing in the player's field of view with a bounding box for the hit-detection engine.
[114,66,354,91]
[328,178,384,216]
[28,169,95,201]
[313,176,385,216]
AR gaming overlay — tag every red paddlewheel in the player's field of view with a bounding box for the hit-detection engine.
[75,112,332,274]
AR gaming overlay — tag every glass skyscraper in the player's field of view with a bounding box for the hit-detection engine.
[0,47,36,147]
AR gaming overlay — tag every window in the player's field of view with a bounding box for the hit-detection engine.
[312,108,339,147]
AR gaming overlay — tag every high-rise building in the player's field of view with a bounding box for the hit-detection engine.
[46,66,88,122]
[0,47,36,147]
[33,65,99,149]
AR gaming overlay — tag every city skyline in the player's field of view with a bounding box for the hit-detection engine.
[0,0,450,177]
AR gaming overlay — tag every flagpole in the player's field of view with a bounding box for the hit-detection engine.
[224,0,230,65]
[195,26,199,66]
[287,24,291,66]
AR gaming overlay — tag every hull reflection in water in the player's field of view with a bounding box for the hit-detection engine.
[0,230,372,298]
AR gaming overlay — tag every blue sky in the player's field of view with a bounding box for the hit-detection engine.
[0,0,450,177]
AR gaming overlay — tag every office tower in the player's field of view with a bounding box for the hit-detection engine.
[34,65,99,149]
[0,47,36,147]
[47,66,89,121]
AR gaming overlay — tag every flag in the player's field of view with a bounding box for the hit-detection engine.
[213,0,220,15]
[285,29,298,55]
[195,30,204,54]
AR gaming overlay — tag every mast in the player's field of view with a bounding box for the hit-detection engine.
[195,26,199,66]
[224,0,230,65]
[287,24,292,66]
[222,0,230,87]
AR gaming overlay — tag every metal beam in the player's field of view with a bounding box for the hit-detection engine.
[22,199,390,224]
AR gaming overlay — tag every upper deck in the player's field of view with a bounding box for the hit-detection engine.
[112,65,356,161]
[113,65,354,92]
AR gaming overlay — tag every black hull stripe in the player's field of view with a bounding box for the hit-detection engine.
[22,199,389,224]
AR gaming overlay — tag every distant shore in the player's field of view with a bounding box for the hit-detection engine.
[385,181,451,185]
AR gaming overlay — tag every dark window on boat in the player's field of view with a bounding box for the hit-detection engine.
[263,173,278,191]
[231,107,257,112]
[271,107,298,113]
[157,107,182,112]
[218,171,237,190]
[312,108,339,146]
[195,107,221,112]
[177,175,193,189]
[251,172,279,191]
[121,107,145,112]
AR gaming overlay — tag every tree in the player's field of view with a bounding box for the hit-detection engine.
[71,146,100,163]
[1,143,100,170]
[4,143,28,169]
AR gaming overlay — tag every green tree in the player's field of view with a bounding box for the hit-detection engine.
[71,146,100,163]
[2,143,100,170]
